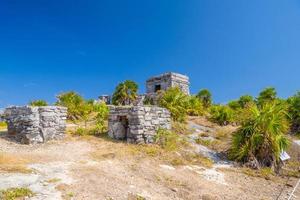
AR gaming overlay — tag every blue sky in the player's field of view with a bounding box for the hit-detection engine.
[0,0,300,107]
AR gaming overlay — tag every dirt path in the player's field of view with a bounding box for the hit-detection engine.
[0,131,298,200]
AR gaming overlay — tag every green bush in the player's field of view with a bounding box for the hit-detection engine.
[229,102,290,171]
[196,89,212,108]
[186,96,204,116]
[29,100,48,106]
[154,128,181,151]
[238,95,254,108]
[209,105,234,126]
[112,80,138,105]
[0,187,34,200]
[287,91,300,134]
[158,87,189,122]
[55,91,85,120]
[93,102,109,132]
[257,87,277,107]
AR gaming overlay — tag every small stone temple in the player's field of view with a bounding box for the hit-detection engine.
[4,106,67,144]
[108,105,171,144]
[146,72,190,95]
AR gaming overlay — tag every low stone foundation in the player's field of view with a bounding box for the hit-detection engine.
[4,106,67,144]
[108,106,171,144]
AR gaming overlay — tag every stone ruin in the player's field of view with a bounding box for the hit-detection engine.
[4,106,67,144]
[98,72,190,105]
[108,105,171,144]
[146,72,190,95]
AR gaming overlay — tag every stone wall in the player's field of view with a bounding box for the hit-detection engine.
[4,106,67,144]
[108,105,171,144]
[146,72,190,95]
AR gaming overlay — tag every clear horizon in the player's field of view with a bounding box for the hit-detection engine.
[0,0,300,108]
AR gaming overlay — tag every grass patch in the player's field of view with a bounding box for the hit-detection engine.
[215,128,231,140]
[0,187,34,200]
[46,178,61,183]
[128,193,146,200]
[0,121,7,131]
[155,128,189,151]
[169,153,213,168]
[282,161,300,178]
[172,121,189,135]
[241,167,275,180]
[0,153,32,173]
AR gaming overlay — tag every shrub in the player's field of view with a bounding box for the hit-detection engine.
[196,89,212,108]
[93,102,109,132]
[287,91,300,134]
[229,102,290,171]
[227,100,241,110]
[238,95,254,108]
[112,80,138,105]
[155,128,181,151]
[29,100,48,106]
[55,91,85,120]
[209,105,234,126]
[0,187,34,200]
[186,96,204,116]
[257,87,277,107]
[158,87,189,122]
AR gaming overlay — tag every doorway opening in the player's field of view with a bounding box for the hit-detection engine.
[154,84,161,92]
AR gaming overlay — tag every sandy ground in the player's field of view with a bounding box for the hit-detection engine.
[0,126,300,199]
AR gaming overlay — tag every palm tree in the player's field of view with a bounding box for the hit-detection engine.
[196,89,212,108]
[230,102,290,171]
[112,80,138,105]
[159,87,189,122]
[257,87,277,107]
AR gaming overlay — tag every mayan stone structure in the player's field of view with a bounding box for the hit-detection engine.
[146,72,190,95]
[4,106,67,144]
[108,105,171,144]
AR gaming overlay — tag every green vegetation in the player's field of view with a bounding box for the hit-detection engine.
[56,91,85,120]
[56,91,108,131]
[112,80,138,105]
[158,87,189,122]
[0,187,34,200]
[196,89,212,108]
[209,105,234,126]
[186,96,204,116]
[0,121,7,130]
[155,128,182,151]
[257,87,277,107]
[287,91,300,135]
[230,102,290,171]
[29,99,48,106]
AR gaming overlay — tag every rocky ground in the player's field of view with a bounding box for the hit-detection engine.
[0,118,300,200]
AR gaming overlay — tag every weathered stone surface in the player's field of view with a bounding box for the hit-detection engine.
[4,106,67,144]
[146,72,190,95]
[108,105,171,144]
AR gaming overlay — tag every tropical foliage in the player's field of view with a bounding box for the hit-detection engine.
[196,89,212,108]
[209,105,234,126]
[287,91,300,134]
[55,91,109,130]
[230,102,290,171]
[158,87,189,122]
[112,80,138,105]
[257,87,277,107]
[56,91,85,120]
[186,96,204,116]
[29,100,48,106]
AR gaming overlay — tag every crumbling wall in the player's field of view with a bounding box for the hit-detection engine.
[146,72,190,95]
[4,106,67,144]
[108,106,171,144]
